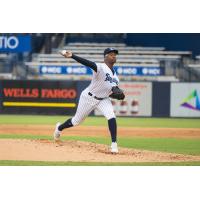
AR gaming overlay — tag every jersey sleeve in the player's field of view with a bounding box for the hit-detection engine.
[71,54,97,72]
[94,63,102,74]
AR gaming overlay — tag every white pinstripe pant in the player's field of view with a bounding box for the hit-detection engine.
[71,88,115,126]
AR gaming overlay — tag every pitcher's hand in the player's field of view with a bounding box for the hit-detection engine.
[59,50,72,58]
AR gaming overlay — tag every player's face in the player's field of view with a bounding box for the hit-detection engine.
[106,52,117,64]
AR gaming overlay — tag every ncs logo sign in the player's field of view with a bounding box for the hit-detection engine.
[181,90,200,111]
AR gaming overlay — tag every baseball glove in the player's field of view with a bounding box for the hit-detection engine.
[109,86,125,100]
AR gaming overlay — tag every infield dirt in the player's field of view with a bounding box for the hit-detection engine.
[1,139,200,163]
[0,124,200,163]
[1,124,200,138]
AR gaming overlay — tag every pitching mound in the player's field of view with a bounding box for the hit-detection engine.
[0,139,200,163]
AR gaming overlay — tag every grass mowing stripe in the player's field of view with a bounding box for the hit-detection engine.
[0,134,107,141]
[1,134,200,156]
[0,160,200,166]
[119,137,200,156]
[1,115,200,128]
[0,134,52,140]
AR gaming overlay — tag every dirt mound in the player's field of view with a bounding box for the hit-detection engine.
[0,139,200,163]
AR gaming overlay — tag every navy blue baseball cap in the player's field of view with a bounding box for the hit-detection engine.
[104,48,119,56]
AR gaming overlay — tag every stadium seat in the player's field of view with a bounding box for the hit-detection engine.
[23,42,194,81]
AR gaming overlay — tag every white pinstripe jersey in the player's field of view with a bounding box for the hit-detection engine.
[87,63,119,98]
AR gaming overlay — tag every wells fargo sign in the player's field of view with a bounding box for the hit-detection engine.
[0,80,78,114]
[3,88,77,99]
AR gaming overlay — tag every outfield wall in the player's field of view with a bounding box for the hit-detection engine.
[0,80,200,117]
[94,82,153,117]
[152,82,170,117]
[0,80,89,115]
[170,83,200,117]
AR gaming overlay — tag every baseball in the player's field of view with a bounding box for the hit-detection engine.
[60,50,67,56]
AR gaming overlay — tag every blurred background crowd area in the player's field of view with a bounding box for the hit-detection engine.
[0,33,200,82]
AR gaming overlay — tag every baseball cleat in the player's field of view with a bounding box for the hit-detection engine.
[111,142,118,153]
[54,122,61,141]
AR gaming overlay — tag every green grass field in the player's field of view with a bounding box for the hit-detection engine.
[1,114,200,128]
[1,160,200,166]
[0,114,200,166]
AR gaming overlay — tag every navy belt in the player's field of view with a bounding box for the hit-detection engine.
[88,92,104,100]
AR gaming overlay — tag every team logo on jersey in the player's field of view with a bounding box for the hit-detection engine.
[104,73,118,84]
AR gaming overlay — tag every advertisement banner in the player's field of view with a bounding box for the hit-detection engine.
[116,66,164,76]
[39,65,93,75]
[0,80,78,115]
[0,35,31,52]
[170,83,200,117]
[0,81,2,112]
[94,82,152,117]
[39,65,164,76]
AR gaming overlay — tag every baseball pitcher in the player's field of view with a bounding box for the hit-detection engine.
[53,48,125,153]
